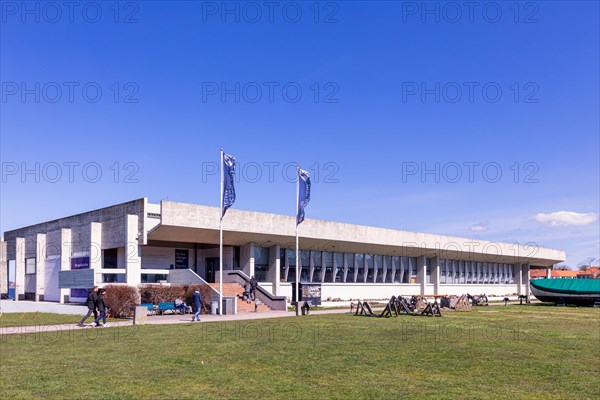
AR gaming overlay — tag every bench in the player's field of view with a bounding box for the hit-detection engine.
[156,302,191,315]
[140,303,156,315]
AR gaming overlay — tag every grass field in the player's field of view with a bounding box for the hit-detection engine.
[1,305,599,399]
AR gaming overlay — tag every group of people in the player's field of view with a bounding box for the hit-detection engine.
[242,276,258,303]
[78,286,110,327]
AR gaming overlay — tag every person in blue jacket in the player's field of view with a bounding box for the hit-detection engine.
[192,289,202,322]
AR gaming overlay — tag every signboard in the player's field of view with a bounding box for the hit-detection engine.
[71,256,90,270]
[291,283,322,306]
[175,249,189,269]
[59,269,94,289]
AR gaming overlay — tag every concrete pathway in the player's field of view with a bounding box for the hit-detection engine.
[0,300,537,336]
[0,308,361,336]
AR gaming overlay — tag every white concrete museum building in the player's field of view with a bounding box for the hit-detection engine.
[0,198,565,303]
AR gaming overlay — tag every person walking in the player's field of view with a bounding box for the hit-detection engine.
[192,289,202,322]
[77,286,98,327]
[93,288,110,327]
[243,282,252,303]
[250,275,258,300]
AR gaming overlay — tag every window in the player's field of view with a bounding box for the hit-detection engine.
[102,274,126,283]
[400,257,409,283]
[384,256,393,283]
[25,258,36,274]
[365,254,374,283]
[410,257,418,283]
[103,248,118,268]
[334,253,344,282]
[425,258,431,284]
[392,256,401,283]
[141,274,168,283]
[375,255,384,283]
[254,247,269,282]
[286,249,296,283]
[300,251,310,282]
[440,259,447,284]
[345,253,355,283]
[323,252,333,282]
[233,246,241,270]
[312,251,322,282]
[355,254,365,282]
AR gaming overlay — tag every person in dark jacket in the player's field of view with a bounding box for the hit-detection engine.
[250,276,258,300]
[192,290,202,322]
[243,282,252,303]
[77,286,98,327]
[93,288,110,327]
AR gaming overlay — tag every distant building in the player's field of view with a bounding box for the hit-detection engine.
[577,267,600,279]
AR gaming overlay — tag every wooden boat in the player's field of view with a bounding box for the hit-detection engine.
[530,278,600,305]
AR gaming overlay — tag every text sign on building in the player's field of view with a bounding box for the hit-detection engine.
[59,269,94,288]
[175,249,189,269]
[71,256,90,270]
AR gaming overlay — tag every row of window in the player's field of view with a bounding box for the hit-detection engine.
[277,248,420,283]
[255,248,517,285]
[439,260,515,284]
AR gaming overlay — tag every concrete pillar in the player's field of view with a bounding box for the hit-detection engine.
[431,256,440,295]
[35,233,46,301]
[15,237,25,301]
[60,229,72,303]
[0,241,7,295]
[523,263,531,298]
[241,243,255,277]
[417,256,426,295]
[515,263,523,296]
[90,222,102,284]
[545,268,551,279]
[268,244,280,295]
[125,215,141,286]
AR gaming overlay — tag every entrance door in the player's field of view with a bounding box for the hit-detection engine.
[206,257,219,283]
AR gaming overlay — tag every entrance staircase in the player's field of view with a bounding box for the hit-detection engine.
[209,283,271,312]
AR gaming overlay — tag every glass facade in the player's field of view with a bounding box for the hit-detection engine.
[254,246,269,281]
[274,249,515,285]
[438,260,515,284]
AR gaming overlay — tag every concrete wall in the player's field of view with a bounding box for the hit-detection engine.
[4,198,146,259]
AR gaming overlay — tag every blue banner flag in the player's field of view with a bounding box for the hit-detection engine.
[296,167,311,226]
[222,152,236,218]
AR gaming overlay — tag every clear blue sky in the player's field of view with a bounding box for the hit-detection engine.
[1,1,598,267]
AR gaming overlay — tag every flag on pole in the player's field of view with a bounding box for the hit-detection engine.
[222,152,236,218]
[296,167,311,225]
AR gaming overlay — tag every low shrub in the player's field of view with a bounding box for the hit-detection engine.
[139,285,185,304]
[104,285,140,318]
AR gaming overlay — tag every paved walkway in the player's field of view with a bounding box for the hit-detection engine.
[0,308,360,336]
[0,300,536,336]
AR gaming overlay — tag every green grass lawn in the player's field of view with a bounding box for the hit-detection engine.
[0,312,84,327]
[0,312,123,327]
[1,305,599,399]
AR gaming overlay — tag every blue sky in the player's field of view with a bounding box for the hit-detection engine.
[1,1,598,267]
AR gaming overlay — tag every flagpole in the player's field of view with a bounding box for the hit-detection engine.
[295,166,299,312]
[219,149,224,316]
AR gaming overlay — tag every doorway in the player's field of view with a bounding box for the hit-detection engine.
[205,257,219,283]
